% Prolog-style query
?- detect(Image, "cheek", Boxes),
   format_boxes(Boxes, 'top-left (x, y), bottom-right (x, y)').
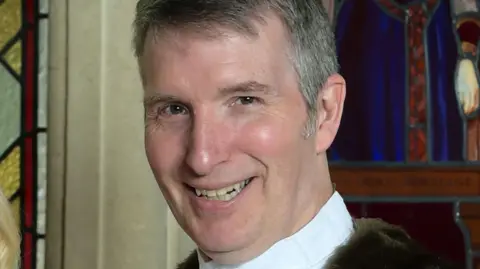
top-left (145, 132), bottom-right (189, 208)
top-left (145, 130), bottom-right (185, 177)
top-left (237, 119), bottom-right (301, 157)
top-left (237, 120), bottom-right (305, 211)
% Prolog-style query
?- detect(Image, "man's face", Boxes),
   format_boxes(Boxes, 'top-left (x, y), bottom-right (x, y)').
top-left (141, 15), bottom-right (337, 263)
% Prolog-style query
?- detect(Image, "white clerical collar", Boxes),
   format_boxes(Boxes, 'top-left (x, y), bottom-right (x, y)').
top-left (198, 191), bottom-right (353, 269)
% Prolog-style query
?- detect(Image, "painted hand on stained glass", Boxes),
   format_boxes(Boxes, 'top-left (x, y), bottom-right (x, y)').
top-left (455, 58), bottom-right (480, 116)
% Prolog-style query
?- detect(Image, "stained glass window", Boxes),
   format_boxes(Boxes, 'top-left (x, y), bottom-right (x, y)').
top-left (330, 0), bottom-right (480, 164)
top-left (328, 1), bottom-right (480, 269)
top-left (0, 0), bottom-right (48, 268)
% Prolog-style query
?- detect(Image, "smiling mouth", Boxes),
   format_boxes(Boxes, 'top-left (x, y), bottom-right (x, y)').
top-left (189, 177), bottom-right (254, 202)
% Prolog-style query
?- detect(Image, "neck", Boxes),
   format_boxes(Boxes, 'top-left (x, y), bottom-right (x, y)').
top-left (290, 180), bottom-right (333, 235)
top-left (290, 155), bottom-right (333, 234)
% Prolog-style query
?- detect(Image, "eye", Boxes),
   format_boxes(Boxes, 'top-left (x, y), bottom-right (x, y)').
top-left (160, 103), bottom-right (189, 116)
top-left (234, 96), bottom-right (261, 106)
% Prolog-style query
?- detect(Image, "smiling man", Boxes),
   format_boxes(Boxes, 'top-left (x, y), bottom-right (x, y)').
top-left (133, 1), bottom-right (456, 268)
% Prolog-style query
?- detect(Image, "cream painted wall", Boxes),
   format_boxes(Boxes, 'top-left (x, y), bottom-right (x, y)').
top-left (46, 0), bottom-right (195, 268)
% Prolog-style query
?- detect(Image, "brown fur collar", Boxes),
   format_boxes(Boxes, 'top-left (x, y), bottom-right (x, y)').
top-left (177, 218), bottom-right (457, 269)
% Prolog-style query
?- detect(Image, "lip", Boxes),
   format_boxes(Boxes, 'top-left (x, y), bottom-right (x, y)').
top-left (187, 177), bottom-right (256, 213)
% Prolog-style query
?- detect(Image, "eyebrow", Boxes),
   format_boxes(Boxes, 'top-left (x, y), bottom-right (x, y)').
top-left (143, 94), bottom-right (176, 107)
top-left (218, 81), bottom-right (275, 98)
top-left (143, 81), bottom-right (275, 106)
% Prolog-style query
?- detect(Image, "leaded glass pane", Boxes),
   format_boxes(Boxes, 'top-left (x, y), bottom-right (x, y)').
top-left (453, 0), bottom-right (478, 15)
top-left (0, 147), bottom-right (20, 199)
top-left (37, 133), bottom-right (46, 235)
top-left (39, 0), bottom-right (48, 14)
top-left (36, 239), bottom-right (45, 269)
top-left (0, 65), bottom-right (21, 156)
top-left (36, 7), bottom-right (49, 269)
top-left (38, 19), bottom-right (48, 128)
top-left (0, 0), bottom-right (21, 49)
top-left (4, 41), bottom-right (21, 75)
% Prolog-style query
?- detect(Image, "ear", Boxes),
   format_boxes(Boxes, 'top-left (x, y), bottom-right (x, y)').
top-left (315, 74), bottom-right (346, 153)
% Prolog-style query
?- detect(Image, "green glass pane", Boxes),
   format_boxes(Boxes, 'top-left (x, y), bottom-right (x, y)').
top-left (0, 65), bottom-right (21, 156)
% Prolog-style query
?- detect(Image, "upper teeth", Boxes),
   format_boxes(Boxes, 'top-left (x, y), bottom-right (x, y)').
top-left (195, 178), bottom-right (251, 201)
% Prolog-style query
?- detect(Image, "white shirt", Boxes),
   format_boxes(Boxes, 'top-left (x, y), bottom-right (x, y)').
top-left (198, 191), bottom-right (353, 269)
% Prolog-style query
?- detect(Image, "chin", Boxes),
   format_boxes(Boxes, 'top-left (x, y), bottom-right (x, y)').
top-left (198, 239), bottom-right (259, 265)
top-left (196, 225), bottom-right (254, 251)
top-left (190, 220), bottom-right (261, 263)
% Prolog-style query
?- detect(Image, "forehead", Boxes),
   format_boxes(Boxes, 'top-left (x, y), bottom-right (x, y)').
top-left (140, 14), bottom-right (293, 93)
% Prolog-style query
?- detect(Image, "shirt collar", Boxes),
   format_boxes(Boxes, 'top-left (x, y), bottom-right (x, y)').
top-left (198, 191), bottom-right (353, 269)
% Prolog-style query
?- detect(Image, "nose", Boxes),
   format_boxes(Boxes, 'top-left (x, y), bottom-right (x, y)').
top-left (185, 116), bottom-right (229, 176)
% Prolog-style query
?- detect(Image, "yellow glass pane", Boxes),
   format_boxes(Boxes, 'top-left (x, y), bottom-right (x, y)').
top-left (10, 197), bottom-right (20, 226)
top-left (0, 147), bottom-right (20, 199)
top-left (4, 40), bottom-right (21, 75)
top-left (0, 0), bottom-right (21, 50)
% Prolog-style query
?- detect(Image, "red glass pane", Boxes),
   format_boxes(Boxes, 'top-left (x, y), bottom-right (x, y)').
top-left (458, 21), bottom-right (480, 45)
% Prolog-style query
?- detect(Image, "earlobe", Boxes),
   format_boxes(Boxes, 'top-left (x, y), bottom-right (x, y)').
top-left (315, 74), bottom-right (346, 153)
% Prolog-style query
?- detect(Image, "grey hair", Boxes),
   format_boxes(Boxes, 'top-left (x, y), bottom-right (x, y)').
top-left (132, 0), bottom-right (338, 135)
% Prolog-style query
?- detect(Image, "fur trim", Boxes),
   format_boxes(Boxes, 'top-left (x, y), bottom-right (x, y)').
top-left (177, 218), bottom-right (458, 269)
top-left (177, 251), bottom-right (199, 269)
top-left (325, 218), bottom-right (458, 269)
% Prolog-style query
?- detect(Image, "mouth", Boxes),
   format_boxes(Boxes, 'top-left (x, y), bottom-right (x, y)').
top-left (188, 177), bottom-right (254, 202)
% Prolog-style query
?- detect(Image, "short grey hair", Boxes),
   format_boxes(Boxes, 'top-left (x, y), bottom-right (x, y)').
top-left (133, 0), bottom-right (338, 133)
